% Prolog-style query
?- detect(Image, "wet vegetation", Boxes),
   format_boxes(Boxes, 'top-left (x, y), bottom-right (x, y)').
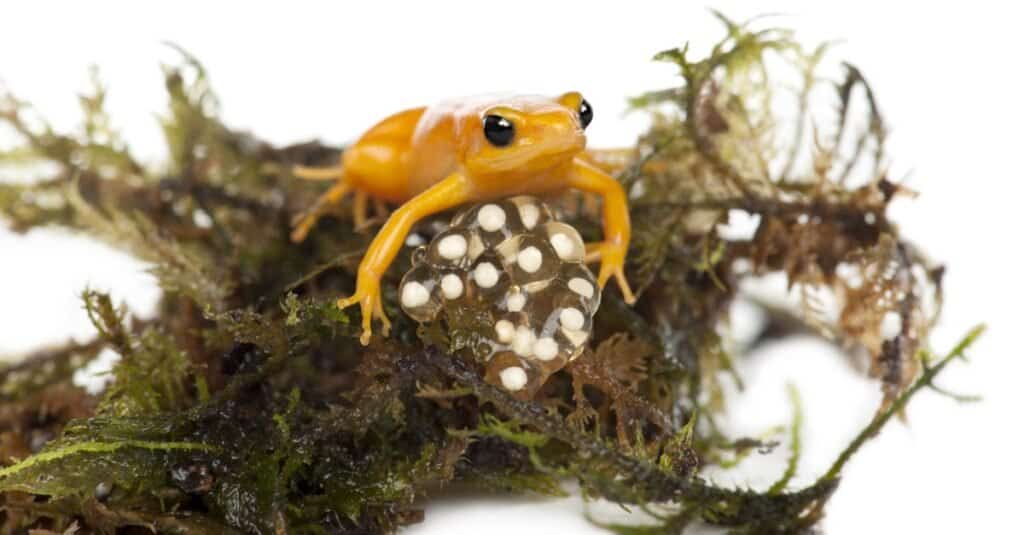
top-left (0, 14), bottom-right (981, 534)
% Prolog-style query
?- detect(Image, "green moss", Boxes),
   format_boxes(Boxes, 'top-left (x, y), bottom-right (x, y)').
top-left (0, 13), bottom-right (979, 534)
top-left (0, 439), bottom-right (213, 496)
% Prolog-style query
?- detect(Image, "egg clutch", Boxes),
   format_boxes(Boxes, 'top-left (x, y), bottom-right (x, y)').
top-left (397, 196), bottom-right (600, 396)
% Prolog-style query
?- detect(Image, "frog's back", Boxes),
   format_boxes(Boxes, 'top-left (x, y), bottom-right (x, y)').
top-left (359, 107), bottom-right (426, 141)
top-left (404, 98), bottom-right (479, 195)
top-left (342, 106), bottom-right (426, 202)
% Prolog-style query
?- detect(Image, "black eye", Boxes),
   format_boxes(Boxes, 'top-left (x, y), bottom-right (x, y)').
top-left (483, 115), bottom-right (515, 147)
top-left (579, 99), bottom-right (593, 129)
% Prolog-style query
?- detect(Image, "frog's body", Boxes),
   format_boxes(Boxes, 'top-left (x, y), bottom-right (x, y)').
top-left (293, 92), bottom-right (635, 344)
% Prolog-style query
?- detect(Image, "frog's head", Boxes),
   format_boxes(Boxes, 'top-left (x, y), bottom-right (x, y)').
top-left (462, 92), bottom-right (591, 175)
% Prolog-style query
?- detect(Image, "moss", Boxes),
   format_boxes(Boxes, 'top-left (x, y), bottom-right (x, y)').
top-left (0, 13), bottom-right (980, 534)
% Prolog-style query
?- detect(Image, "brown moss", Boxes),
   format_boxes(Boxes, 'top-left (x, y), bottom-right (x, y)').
top-left (0, 13), bottom-right (980, 534)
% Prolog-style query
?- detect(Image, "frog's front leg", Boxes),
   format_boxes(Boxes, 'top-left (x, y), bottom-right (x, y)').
top-left (567, 158), bottom-right (637, 304)
top-left (338, 173), bottom-right (473, 344)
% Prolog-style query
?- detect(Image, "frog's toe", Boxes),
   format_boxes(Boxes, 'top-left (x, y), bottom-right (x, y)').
top-left (583, 242), bottom-right (604, 263)
top-left (374, 298), bottom-right (392, 337)
top-left (598, 259), bottom-right (636, 305)
top-left (337, 294), bottom-right (373, 345)
top-left (357, 305), bottom-right (375, 346)
top-left (291, 219), bottom-right (315, 243)
top-left (336, 294), bottom-right (359, 310)
top-left (614, 267), bottom-right (636, 305)
top-left (337, 289), bottom-right (391, 345)
top-left (358, 327), bottom-right (372, 346)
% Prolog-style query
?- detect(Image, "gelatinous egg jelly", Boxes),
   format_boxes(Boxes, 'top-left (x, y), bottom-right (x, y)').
top-left (399, 196), bottom-right (600, 397)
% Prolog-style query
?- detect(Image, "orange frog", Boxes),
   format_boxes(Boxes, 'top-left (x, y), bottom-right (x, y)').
top-left (292, 92), bottom-right (635, 345)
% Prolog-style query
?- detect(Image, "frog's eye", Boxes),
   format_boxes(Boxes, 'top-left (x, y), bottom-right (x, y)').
top-left (579, 99), bottom-right (593, 129)
top-left (483, 114), bottom-right (515, 147)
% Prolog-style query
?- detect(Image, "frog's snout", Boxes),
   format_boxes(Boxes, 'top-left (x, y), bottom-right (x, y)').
top-left (565, 126), bottom-right (587, 153)
top-left (545, 115), bottom-right (586, 153)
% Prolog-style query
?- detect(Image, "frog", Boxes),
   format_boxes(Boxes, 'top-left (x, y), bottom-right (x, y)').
top-left (292, 92), bottom-right (635, 345)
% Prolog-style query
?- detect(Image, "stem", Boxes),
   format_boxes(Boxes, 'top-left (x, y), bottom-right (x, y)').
top-left (684, 74), bottom-right (754, 197)
top-left (768, 383), bottom-right (803, 494)
top-left (637, 195), bottom-right (883, 227)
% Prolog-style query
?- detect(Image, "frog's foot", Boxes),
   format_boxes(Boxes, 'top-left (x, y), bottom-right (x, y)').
top-left (290, 174), bottom-right (352, 243)
top-left (291, 209), bottom-right (322, 243)
top-left (336, 277), bottom-right (392, 345)
top-left (349, 192), bottom-right (391, 232)
top-left (373, 198), bottom-right (390, 219)
top-left (585, 241), bottom-right (636, 305)
top-left (354, 217), bottom-right (388, 233)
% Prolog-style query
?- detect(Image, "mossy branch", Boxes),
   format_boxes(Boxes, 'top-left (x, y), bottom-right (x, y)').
top-left (818, 324), bottom-right (986, 483)
top-left (425, 348), bottom-right (835, 528)
top-left (0, 439), bottom-right (215, 480)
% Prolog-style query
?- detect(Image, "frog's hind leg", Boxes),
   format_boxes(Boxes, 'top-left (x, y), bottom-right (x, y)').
top-left (293, 164), bottom-right (345, 181)
top-left (352, 194), bottom-right (391, 231)
top-left (373, 197), bottom-right (390, 219)
top-left (290, 176), bottom-right (352, 243)
top-left (352, 190), bottom-right (369, 230)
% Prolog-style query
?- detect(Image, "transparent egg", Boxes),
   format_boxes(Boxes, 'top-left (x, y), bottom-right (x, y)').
top-left (507, 234), bottom-right (562, 287)
top-left (438, 271), bottom-right (467, 302)
top-left (550, 291), bottom-right (595, 333)
top-left (453, 200), bottom-right (523, 249)
top-left (502, 286), bottom-right (529, 314)
top-left (398, 263), bottom-right (443, 322)
top-left (506, 196), bottom-right (553, 231)
top-left (468, 254), bottom-right (511, 299)
top-left (542, 222), bottom-right (586, 263)
top-left (426, 229), bottom-right (476, 269)
top-left (558, 263), bottom-right (601, 313)
top-left (485, 352), bottom-right (541, 399)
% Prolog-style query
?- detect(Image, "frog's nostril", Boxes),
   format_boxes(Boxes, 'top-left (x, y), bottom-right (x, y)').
top-left (549, 120), bottom-right (570, 134)
top-left (569, 129), bottom-right (587, 150)
top-left (548, 118), bottom-right (586, 148)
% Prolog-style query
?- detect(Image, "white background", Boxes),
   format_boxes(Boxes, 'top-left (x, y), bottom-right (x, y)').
top-left (1, 1), bottom-right (1021, 533)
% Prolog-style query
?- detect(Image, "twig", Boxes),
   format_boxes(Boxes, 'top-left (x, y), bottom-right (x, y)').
top-left (637, 194), bottom-right (883, 226)
top-left (768, 383), bottom-right (803, 494)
